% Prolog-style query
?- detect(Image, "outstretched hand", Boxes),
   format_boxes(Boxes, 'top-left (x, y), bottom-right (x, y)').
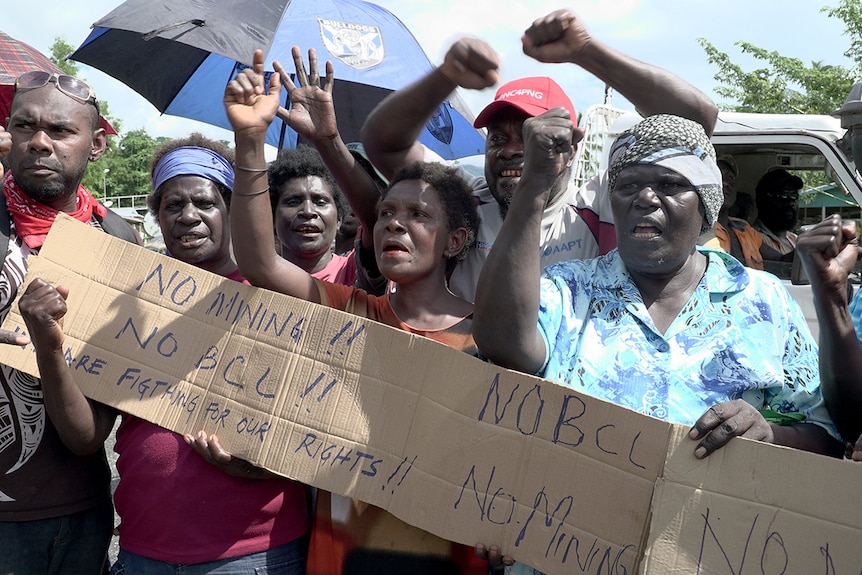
top-left (522, 9), bottom-right (592, 64)
top-left (184, 430), bottom-right (276, 480)
top-left (273, 46), bottom-right (339, 142)
top-left (18, 278), bottom-right (69, 352)
top-left (689, 399), bottom-right (774, 458)
top-left (438, 37), bottom-right (500, 90)
top-left (224, 49), bottom-right (282, 135)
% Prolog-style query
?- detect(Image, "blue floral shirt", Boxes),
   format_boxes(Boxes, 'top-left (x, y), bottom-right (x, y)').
top-left (849, 286), bottom-right (862, 344)
top-left (536, 246), bottom-right (838, 437)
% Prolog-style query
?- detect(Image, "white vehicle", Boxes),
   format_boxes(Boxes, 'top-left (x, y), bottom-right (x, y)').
top-left (582, 92), bottom-right (862, 341)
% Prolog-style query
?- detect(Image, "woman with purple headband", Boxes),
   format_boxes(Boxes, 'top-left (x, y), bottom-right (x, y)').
top-left (108, 134), bottom-right (310, 575)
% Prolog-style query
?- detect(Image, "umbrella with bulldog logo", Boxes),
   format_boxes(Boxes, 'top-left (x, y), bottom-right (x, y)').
top-left (70, 0), bottom-right (484, 158)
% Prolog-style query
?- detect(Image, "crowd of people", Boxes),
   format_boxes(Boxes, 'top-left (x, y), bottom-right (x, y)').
top-left (0, 6), bottom-right (859, 575)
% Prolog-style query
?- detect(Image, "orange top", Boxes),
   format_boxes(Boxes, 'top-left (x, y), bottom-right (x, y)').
top-left (308, 280), bottom-right (485, 575)
top-left (713, 218), bottom-right (764, 270)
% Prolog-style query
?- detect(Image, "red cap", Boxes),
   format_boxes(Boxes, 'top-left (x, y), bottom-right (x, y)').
top-left (473, 76), bottom-right (576, 128)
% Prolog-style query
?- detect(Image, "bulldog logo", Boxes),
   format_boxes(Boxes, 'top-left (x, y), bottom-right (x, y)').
top-left (318, 17), bottom-right (384, 70)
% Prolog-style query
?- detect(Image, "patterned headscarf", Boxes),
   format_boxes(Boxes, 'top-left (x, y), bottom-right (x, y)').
top-left (607, 114), bottom-right (721, 233)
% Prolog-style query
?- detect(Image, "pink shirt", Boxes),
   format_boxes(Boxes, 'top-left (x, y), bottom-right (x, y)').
top-left (112, 272), bottom-right (309, 563)
top-left (312, 251), bottom-right (356, 285)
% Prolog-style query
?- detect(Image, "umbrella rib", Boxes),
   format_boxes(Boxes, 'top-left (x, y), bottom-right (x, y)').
top-left (142, 19), bottom-right (206, 42)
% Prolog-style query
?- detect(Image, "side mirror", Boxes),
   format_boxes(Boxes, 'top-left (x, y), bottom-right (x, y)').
top-left (835, 82), bottom-right (862, 165)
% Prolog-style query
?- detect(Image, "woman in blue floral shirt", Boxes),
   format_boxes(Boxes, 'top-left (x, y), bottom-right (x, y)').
top-left (475, 113), bottom-right (843, 460)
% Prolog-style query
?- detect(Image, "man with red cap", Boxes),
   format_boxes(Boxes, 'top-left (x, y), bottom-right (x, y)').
top-left (361, 9), bottom-right (718, 301)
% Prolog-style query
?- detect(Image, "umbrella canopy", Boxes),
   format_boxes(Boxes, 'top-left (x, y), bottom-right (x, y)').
top-left (70, 0), bottom-right (485, 158)
top-left (0, 31), bottom-right (117, 135)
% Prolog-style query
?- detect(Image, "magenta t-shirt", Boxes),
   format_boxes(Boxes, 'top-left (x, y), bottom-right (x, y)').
top-left (112, 271), bottom-right (309, 563)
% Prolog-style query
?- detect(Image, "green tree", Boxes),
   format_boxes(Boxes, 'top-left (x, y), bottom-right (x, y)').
top-left (48, 38), bottom-right (78, 76)
top-left (108, 129), bottom-right (161, 199)
top-left (47, 36), bottom-right (122, 133)
top-left (698, 0), bottom-right (861, 114)
top-left (823, 0), bottom-right (862, 70)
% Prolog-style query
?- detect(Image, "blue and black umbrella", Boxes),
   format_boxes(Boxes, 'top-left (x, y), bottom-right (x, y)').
top-left (70, 0), bottom-right (485, 158)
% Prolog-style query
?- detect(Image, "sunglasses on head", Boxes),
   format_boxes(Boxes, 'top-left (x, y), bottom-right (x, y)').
top-left (14, 71), bottom-right (99, 109)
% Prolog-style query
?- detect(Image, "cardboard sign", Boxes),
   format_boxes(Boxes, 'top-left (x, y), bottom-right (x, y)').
top-left (643, 427), bottom-right (862, 575)
top-left (1, 215), bottom-right (860, 574)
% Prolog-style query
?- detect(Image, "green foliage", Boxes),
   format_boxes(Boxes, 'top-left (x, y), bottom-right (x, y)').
top-left (48, 38), bottom-right (78, 77)
top-left (82, 130), bottom-right (160, 200)
top-left (823, 1), bottom-right (862, 70)
top-left (698, 0), bottom-right (862, 115)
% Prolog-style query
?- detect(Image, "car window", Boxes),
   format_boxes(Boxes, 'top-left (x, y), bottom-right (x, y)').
top-left (714, 142), bottom-right (860, 280)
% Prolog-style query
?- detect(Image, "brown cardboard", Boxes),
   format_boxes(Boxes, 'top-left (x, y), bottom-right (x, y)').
top-left (5, 215), bottom-right (862, 574)
top-left (642, 425), bottom-right (862, 574)
top-left (0, 214), bottom-right (668, 575)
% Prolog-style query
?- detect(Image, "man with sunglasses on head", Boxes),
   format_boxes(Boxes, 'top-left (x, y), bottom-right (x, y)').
top-left (0, 70), bottom-right (138, 575)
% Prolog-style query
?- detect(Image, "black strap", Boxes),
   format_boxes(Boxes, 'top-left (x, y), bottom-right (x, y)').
top-left (96, 207), bottom-right (140, 245)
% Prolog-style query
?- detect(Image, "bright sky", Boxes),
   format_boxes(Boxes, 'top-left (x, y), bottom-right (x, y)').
top-left (2, 0), bottom-right (855, 144)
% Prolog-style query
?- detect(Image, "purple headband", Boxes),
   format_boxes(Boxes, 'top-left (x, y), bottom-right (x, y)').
top-left (152, 146), bottom-right (235, 192)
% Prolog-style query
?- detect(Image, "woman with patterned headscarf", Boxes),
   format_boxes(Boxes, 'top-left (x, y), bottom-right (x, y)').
top-left (474, 114), bottom-right (843, 461)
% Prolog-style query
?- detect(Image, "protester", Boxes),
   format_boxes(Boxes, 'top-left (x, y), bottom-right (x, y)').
top-left (268, 145), bottom-right (355, 284)
top-left (753, 168), bottom-right (803, 262)
top-left (223, 49), bottom-right (486, 575)
top-left (473, 114), bottom-right (842, 469)
top-left (795, 214), bottom-right (862, 450)
top-left (702, 155), bottom-right (764, 269)
top-left (361, 8), bottom-right (719, 301)
top-left (271, 47), bottom-right (391, 295)
top-left (0, 70), bottom-right (138, 574)
top-left (106, 133), bottom-right (310, 574)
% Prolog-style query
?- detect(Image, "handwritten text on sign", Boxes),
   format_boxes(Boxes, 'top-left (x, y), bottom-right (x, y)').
top-left (0, 215), bottom-right (669, 574)
top-left (4, 215), bottom-right (861, 574)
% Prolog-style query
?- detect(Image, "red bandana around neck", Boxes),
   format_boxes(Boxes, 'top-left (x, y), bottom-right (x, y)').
top-left (2, 171), bottom-right (107, 249)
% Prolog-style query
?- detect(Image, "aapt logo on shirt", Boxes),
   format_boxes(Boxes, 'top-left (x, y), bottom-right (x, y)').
top-left (318, 17), bottom-right (384, 70)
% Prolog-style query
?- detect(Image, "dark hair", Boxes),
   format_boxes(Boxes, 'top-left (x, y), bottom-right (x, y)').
top-left (268, 145), bottom-right (348, 219)
top-left (386, 161), bottom-right (479, 267)
top-left (147, 133), bottom-right (235, 218)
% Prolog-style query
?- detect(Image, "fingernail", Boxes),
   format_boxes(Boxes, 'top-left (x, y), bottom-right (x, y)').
top-left (694, 447), bottom-right (706, 459)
